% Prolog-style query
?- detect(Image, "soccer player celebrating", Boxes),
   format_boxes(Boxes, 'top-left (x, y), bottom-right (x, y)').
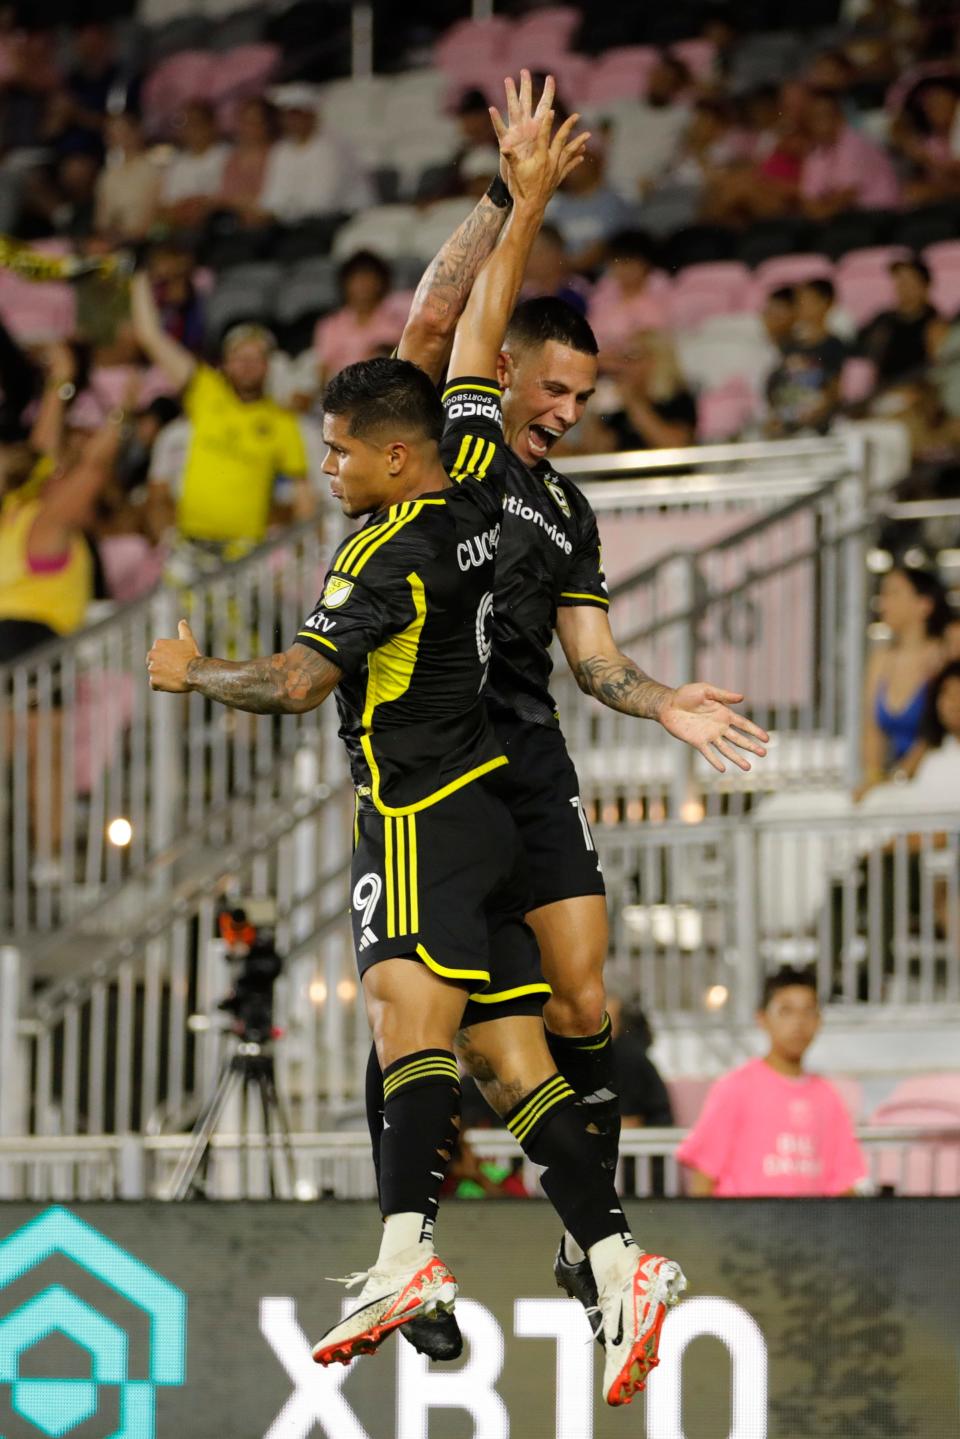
top-left (396, 69), bottom-right (768, 1338)
top-left (147, 100), bottom-right (683, 1407)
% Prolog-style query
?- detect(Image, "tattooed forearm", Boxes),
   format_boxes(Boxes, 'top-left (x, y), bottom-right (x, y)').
top-left (185, 648), bottom-right (338, 715)
top-left (408, 196), bottom-right (508, 334)
top-left (455, 1030), bottom-right (527, 1118)
top-left (574, 653), bottom-right (673, 719)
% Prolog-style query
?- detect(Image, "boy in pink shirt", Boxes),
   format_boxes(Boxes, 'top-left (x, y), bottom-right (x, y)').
top-left (677, 967), bottom-right (867, 1197)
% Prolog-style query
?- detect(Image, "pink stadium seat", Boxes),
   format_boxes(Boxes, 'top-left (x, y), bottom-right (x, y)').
top-left (836, 245), bottom-right (909, 280)
top-left (697, 378), bottom-right (759, 440)
top-left (930, 268), bottom-right (960, 313)
top-left (666, 1077), bottom-right (714, 1128)
top-left (0, 272), bottom-right (76, 342)
top-left (434, 16), bottom-right (514, 77)
top-left (141, 49), bottom-right (216, 132)
top-left (923, 239), bottom-right (960, 271)
top-left (870, 1099), bottom-right (960, 1196)
top-left (545, 54), bottom-right (592, 106)
top-left (509, 6), bottom-right (580, 63)
top-left (671, 38), bottom-right (716, 81)
top-left (840, 356), bottom-right (877, 403)
top-left (669, 262), bottom-right (753, 326)
top-left (835, 270), bottom-right (896, 325)
top-left (754, 254), bottom-right (834, 291)
top-left (206, 44), bottom-right (280, 105)
top-left (578, 46), bottom-right (658, 104)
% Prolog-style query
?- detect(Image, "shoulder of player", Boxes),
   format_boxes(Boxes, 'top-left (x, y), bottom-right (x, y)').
top-left (329, 498), bottom-right (446, 581)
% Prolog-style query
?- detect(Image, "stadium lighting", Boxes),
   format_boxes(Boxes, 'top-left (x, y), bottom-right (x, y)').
top-left (308, 979), bottom-right (327, 1006)
top-left (106, 817), bottom-right (133, 847)
top-left (866, 548), bottom-right (893, 573)
top-left (336, 978), bottom-right (358, 1002)
top-left (705, 984), bottom-right (729, 1010)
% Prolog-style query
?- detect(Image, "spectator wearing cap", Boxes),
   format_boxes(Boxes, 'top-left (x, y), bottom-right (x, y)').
top-left (131, 273), bottom-right (311, 555)
top-left (257, 84), bottom-right (371, 227)
top-left (587, 230), bottom-right (668, 358)
top-left (159, 101), bottom-right (228, 232)
top-left (858, 257), bottom-right (941, 387)
top-left (314, 250), bottom-right (409, 386)
top-left (95, 112), bottom-right (161, 243)
top-left (800, 89), bottom-right (899, 220)
top-left (546, 144), bottom-right (631, 275)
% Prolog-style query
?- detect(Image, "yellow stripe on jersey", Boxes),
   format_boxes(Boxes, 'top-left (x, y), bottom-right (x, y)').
top-left (296, 631), bottom-right (338, 651)
top-left (559, 591), bottom-right (610, 606)
top-left (395, 812), bottom-right (407, 935)
top-left (341, 501), bottom-right (413, 577)
top-left (335, 515), bottom-right (396, 576)
top-left (475, 439), bottom-right (496, 480)
top-left (442, 380), bottom-right (502, 400)
top-left (384, 810), bottom-right (396, 937)
top-left (407, 814), bottom-right (418, 931)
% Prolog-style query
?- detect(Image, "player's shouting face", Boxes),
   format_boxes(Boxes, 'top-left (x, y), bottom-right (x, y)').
top-left (498, 338), bottom-right (596, 467)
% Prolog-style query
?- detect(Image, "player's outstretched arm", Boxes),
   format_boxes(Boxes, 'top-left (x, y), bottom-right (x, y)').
top-left (556, 606), bottom-right (769, 774)
top-left (147, 621), bottom-right (341, 714)
top-left (446, 81), bottom-right (588, 385)
top-left (398, 71), bottom-right (552, 383)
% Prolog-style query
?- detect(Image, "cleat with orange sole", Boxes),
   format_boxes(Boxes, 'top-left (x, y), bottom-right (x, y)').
top-left (312, 1248), bottom-right (457, 1367)
top-left (599, 1252), bottom-right (687, 1407)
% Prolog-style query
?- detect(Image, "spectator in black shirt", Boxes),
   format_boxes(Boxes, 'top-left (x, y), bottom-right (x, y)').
top-left (610, 997), bottom-right (674, 1197)
top-left (767, 278), bottom-right (846, 434)
top-left (590, 330), bottom-right (698, 452)
top-left (858, 256), bottom-right (940, 387)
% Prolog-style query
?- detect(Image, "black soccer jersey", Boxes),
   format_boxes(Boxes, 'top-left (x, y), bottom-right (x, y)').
top-left (478, 449), bottom-right (609, 728)
top-left (296, 378), bottom-right (510, 815)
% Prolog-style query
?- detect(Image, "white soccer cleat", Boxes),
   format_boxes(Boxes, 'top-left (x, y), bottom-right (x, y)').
top-left (312, 1244), bottom-right (458, 1366)
top-left (598, 1251), bottom-right (687, 1406)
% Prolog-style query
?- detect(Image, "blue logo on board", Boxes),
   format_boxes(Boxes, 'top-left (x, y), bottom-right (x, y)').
top-left (0, 1206), bottom-right (186, 1437)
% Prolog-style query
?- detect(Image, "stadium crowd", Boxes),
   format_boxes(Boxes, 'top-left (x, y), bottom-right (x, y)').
top-left (5, 0), bottom-right (960, 658)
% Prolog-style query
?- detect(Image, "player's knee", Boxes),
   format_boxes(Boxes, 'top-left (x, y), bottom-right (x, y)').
top-left (544, 980), bottom-right (606, 1039)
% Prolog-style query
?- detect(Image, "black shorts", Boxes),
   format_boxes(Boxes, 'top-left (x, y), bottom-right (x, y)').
top-left (489, 711), bottom-right (606, 911)
top-left (350, 777), bottom-right (550, 1027)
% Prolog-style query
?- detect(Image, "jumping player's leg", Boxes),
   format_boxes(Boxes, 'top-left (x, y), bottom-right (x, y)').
top-left (456, 1013), bottom-right (685, 1405)
top-left (528, 894), bottom-right (622, 1274)
top-left (312, 959), bottom-right (466, 1366)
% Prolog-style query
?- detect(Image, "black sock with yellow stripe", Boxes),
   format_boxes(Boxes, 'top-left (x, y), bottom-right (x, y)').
top-left (506, 1073), bottom-right (628, 1253)
top-left (545, 1015), bottom-right (621, 1177)
top-left (379, 1049), bottom-right (461, 1222)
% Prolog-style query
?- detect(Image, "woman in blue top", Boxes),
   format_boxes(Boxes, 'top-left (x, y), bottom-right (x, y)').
top-left (860, 566), bottom-right (949, 794)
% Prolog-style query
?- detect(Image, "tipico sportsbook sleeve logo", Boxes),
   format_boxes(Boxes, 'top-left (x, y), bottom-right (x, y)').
top-left (0, 1207), bottom-right (185, 1438)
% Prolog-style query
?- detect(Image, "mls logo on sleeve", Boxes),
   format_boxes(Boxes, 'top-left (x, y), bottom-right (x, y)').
top-left (322, 575), bottom-right (354, 609)
top-left (0, 1207), bottom-right (186, 1438)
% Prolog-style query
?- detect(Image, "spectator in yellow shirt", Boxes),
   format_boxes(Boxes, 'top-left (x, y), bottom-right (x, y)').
top-left (130, 271), bottom-right (312, 557)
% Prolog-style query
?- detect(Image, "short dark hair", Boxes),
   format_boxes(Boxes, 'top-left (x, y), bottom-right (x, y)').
top-left (505, 297), bottom-right (599, 357)
top-left (338, 248), bottom-right (392, 295)
top-left (892, 255), bottom-right (932, 287)
top-left (608, 228), bottom-right (655, 264)
top-left (767, 285), bottom-right (795, 306)
top-left (802, 277), bottom-right (835, 305)
top-left (323, 357), bottom-right (443, 443)
top-left (761, 966), bottom-right (818, 1009)
top-left (921, 658), bottom-right (960, 747)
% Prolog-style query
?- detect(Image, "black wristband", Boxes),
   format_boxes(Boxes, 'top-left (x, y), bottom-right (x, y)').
top-left (486, 173), bottom-right (513, 210)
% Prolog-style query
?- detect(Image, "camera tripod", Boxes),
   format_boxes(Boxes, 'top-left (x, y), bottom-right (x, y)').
top-left (168, 1037), bottom-right (297, 1200)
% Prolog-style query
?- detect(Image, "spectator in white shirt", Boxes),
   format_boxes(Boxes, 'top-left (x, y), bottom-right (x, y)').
top-left (258, 83), bottom-right (371, 226)
top-left (159, 101), bottom-right (227, 230)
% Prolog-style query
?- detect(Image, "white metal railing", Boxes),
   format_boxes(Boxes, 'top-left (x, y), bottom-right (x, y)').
top-left (598, 812), bottom-right (960, 1022)
top-left (563, 468), bottom-right (869, 818)
top-left (0, 519), bottom-right (343, 938)
top-left (0, 1126), bottom-right (955, 1201)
